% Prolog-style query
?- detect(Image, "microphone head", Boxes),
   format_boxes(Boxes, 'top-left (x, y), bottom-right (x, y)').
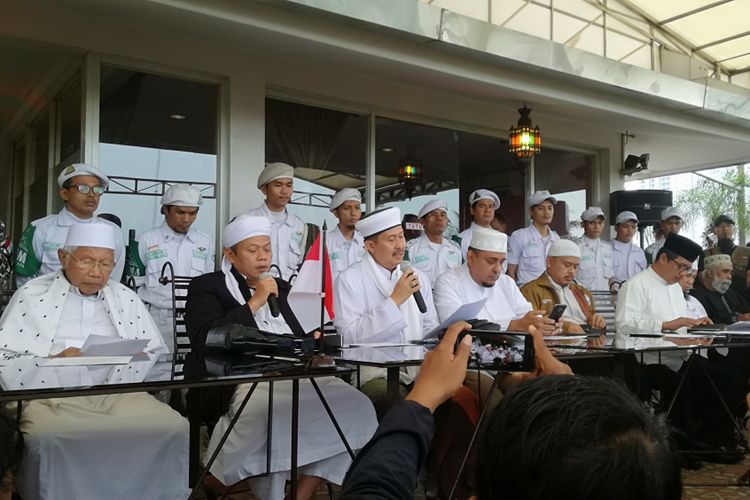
top-left (259, 272), bottom-right (274, 281)
top-left (400, 260), bottom-right (412, 272)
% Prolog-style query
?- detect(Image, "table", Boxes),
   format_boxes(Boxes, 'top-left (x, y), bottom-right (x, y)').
top-left (0, 352), bottom-right (355, 499)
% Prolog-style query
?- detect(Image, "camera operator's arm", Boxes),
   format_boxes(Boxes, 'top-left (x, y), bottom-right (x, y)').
top-left (340, 322), bottom-right (471, 499)
top-left (498, 325), bottom-right (573, 393)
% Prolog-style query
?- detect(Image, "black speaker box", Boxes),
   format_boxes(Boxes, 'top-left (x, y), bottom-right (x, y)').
top-left (609, 190), bottom-right (673, 226)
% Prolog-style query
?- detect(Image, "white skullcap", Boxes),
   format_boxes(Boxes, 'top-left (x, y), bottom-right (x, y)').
top-left (705, 253), bottom-right (732, 269)
top-left (257, 162), bottom-right (294, 189)
top-left (57, 163), bottom-right (109, 189)
top-left (661, 206), bottom-right (683, 221)
top-left (615, 211), bottom-right (638, 225)
top-left (468, 189), bottom-right (500, 209)
top-left (581, 206), bottom-right (605, 222)
top-left (329, 188), bottom-right (362, 212)
top-left (418, 199), bottom-right (448, 219)
top-left (548, 239), bottom-right (581, 258)
top-left (469, 227), bottom-right (507, 253)
top-left (223, 215), bottom-right (272, 248)
top-left (356, 207), bottom-right (402, 238)
top-left (64, 223), bottom-right (116, 250)
top-left (161, 184), bottom-right (203, 207)
top-left (529, 190), bottom-right (557, 207)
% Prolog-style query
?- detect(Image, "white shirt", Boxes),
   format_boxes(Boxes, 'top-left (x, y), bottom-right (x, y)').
top-left (685, 294), bottom-right (708, 319)
top-left (507, 224), bottom-right (560, 286)
top-left (16, 207), bottom-right (125, 286)
top-left (433, 265), bottom-right (531, 330)
top-left (615, 267), bottom-right (688, 370)
top-left (327, 225), bottom-right (365, 282)
top-left (333, 260), bottom-right (439, 345)
top-left (548, 275), bottom-right (589, 325)
top-left (137, 222), bottom-right (214, 309)
top-left (574, 236), bottom-right (613, 292)
top-left (457, 222), bottom-right (486, 259)
top-left (611, 239), bottom-right (647, 283)
top-left (52, 288), bottom-right (118, 355)
top-left (406, 233), bottom-right (462, 287)
top-left (246, 203), bottom-right (307, 281)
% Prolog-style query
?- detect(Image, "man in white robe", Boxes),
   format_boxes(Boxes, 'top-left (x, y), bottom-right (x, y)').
top-left (333, 207), bottom-right (439, 416)
top-left (327, 188), bottom-right (365, 282)
top-left (185, 215), bottom-right (377, 500)
top-left (0, 223), bottom-right (188, 500)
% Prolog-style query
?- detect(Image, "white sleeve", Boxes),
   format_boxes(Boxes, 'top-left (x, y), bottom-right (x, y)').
top-left (333, 273), bottom-right (407, 345)
top-left (507, 231), bottom-right (522, 265)
top-left (418, 270), bottom-right (440, 335)
top-left (614, 280), bottom-right (663, 341)
top-left (432, 274), bottom-right (462, 323)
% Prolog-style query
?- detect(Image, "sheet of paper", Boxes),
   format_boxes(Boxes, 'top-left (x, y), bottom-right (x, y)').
top-left (424, 297), bottom-right (488, 339)
top-left (40, 356), bottom-right (133, 366)
top-left (726, 321), bottom-right (750, 332)
top-left (81, 335), bottom-right (149, 357)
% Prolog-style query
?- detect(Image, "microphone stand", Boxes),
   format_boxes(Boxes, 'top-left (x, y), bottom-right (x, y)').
top-left (318, 220), bottom-right (327, 353)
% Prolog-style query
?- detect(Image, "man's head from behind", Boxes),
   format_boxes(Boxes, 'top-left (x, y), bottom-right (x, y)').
top-left (161, 184), bottom-right (202, 234)
top-left (467, 227), bottom-right (507, 287)
top-left (545, 239), bottom-right (581, 287)
top-left (475, 376), bottom-right (681, 500)
top-left (358, 207), bottom-right (405, 271)
top-left (58, 223), bottom-right (117, 295)
top-left (704, 253), bottom-right (733, 294)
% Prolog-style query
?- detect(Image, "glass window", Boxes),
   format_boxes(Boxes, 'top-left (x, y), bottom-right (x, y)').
top-left (97, 66), bottom-right (219, 244)
top-left (28, 112), bottom-right (50, 223)
top-left (57, 73), bottom-right (81, 164)
top-left (265, 98), bottom-right (368, 233)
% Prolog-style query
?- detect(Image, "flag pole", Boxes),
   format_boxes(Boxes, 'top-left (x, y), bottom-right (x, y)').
top-left (318, 220), bottom-right (327, 352)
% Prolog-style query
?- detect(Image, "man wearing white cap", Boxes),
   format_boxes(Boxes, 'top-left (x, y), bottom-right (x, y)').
top-left (185, 215), bottom-right (377, 500)
top-left (611, 211), bottom-right (647, 286)
top-left (507, 190), bottom-right (560, 286)
top-left (328, 187), bottom-right (365, 281)
top-left (573, 207), bottom-right (613, 292)
top-left (0, 223), bottom-right (188, 500)
top-left (132, 184), bottom-right (214, 351)
top-left (434, 227), bottom-right (558, 334)
top-left (456, 189), bottom-right (500, 258)
top-left (521, 239), bottom-right (607, 334)
top-left (333, 207), bottom-right (439, 416)
top-left (14, 163), bottom-right (125, 286)
top-left (406, 199), bottom-right (462, 287)
top-left (245, 162), bottom-right (308, 281)
top-left (645, 206), bottom-right (683, 264)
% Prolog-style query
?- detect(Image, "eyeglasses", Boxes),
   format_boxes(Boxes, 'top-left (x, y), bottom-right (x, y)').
top-left (70, 184), bottom-right (105, 195)
top-left (67, 253), bottom-right (115, 272)
top-left (670, 259), bottom-right (692, 275)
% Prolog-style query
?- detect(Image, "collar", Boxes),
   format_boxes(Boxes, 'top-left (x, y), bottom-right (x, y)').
top-left (58, 207), bottom-right (94, 227)
top-left (159, 221), bottom-right (194, 243)
top-left (646, 266), bottom-right (669, 285)
top-left (62, 272), bottom-right (105, 300)
top-left (612, 239), bottom-right (632, 248)
top-left (259, 202), bottom-right (292, 226)
top-left (529, 223), bottom-right (550, 240)
top-left (470, 222), bottom-right (489, 231)
top-left (376, 261), bottom-right (398, 280)
top-left (546, 273), bottom-right (566, 293)
top-left (583, 236), bottom-right (599, 246)
top-left (332, 224), bottom-right (361, 243)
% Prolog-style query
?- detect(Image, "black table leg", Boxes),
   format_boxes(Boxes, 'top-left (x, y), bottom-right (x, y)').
top-left (290, 379), bottom-right (300, 499)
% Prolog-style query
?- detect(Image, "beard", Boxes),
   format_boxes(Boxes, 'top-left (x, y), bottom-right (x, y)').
top-left (717, 238), bottom-right (735, 254)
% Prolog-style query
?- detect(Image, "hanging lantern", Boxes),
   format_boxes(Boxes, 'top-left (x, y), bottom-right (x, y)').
top-left (398, 160), bottom-right (421, 199)
top-left (509, 106), bottom-right (541, 158)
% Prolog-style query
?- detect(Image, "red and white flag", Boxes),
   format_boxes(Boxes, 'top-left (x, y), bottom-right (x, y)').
top-left (288, 233), bottom-right (334, 332)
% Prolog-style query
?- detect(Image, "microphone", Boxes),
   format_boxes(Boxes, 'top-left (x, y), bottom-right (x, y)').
top-left (400, 261), bottom-right (427, 314)
top-left (259, 272), bottom-right (280, 317)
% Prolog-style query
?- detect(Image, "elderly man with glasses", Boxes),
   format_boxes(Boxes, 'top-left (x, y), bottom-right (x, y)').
top-left (14, 163), bottom-right (125, 286)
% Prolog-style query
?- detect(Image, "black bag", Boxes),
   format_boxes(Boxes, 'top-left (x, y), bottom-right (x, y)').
top-left (204, 324), bottom-right (298, 354)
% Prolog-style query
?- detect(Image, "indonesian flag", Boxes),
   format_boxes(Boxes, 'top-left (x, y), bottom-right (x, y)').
top-left (288, 233), bottom-right (334, 332)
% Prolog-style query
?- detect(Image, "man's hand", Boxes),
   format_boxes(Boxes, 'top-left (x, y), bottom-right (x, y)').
top-left (566, 322), bottom-right (585, 334)
top-left (52, 347), bottom-right (82, 358)
top-left (405, 321), bottom-right (472, 413)
top-left (590, 314), bottom-right (607, 329)
top-left (662, 317), bottom-right (706, 331)
top-left (391, 270), bottom-right (420, 306)
top-left (508, 310), bottom-right (557, 335)
top-left (529, 325), bottom-right (574, 376)
top-left (587, 334), bottom-right (606, 348)
top-left (248, 275), bottom-right (279, 313)
top-left (739, 313), bottom-right (750, 322)
top-left (667, 336), bottom-right (713, 346)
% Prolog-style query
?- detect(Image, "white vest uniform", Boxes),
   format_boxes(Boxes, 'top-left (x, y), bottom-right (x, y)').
top-left (574, 236), bottom-right (613, 292)
top-left (0, 271), bottom-right (188, 500)
top-left (645, 238), bottom-right (665, 263)
top-left (615, 267), bottom-right (690, 371)
top-left (246, 203), bottom-right (307, 281)
top-left (507, 224), bottom-right (560, 286)
top-left (406, 233), bottom-right (462, 288)
top-left (137, 222), bottom-right (214, 351)
top-left (15, 207), bottom-right (125, 286)
top-left (611, 239), bottom-right (647, 283)
top-left (433, 265), bottom-right (531, 329)
top-left (333, 255), bottom-right (440, 385)
top-left (327, 225), bottom-right (365, 282)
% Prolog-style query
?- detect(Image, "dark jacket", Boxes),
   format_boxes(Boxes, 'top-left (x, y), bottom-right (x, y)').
top-left (690, 283), bottom-right (750, 325)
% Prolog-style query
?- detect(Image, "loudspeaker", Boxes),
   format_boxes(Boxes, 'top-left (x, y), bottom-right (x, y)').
top-left (609, 190), bottom-right (672, 226)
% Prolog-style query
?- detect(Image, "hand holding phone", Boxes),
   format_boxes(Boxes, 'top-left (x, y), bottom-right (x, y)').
top-left (547, 304), bottom-right (567, 321)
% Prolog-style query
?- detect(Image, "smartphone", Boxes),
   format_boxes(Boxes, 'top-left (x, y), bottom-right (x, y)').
top-left (467, 331), bottom-right (535, 371)
top-left (548, 304), bottom-right (567, 321)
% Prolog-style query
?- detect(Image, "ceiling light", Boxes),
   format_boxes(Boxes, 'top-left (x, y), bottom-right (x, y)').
top-left (168, 113), bottom-right (187, 120)
top-left (381, 147), bottom-right (395, 153)
top-left (509, 106), bottom-right (541, 159)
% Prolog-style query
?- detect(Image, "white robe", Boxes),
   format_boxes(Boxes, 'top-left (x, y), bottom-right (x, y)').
top-left (0, 273), bottom-right (187, 500)
top-left (433, 265), bottom-right (531, 329)
top-left (615, 267), bottom-right (689, 370)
